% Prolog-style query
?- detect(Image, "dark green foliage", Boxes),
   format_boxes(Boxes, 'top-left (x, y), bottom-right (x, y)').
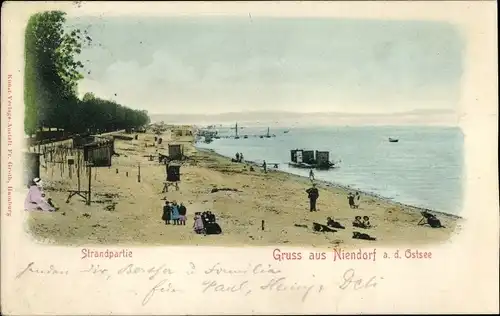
top-left (24, 11), bottom-right (150, 136)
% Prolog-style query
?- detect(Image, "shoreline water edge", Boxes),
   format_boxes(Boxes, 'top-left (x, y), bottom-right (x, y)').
top-left (26, 125), bottom-right (461, 246)
top-left (195, 146), bottom-right (463, 220)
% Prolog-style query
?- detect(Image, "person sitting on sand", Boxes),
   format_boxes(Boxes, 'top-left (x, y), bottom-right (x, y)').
top-left (205, 220), bottom-right (222, 235)
top-left (352, 231), bottom-right (376, 241)
top-left (24, 180), bottom-right (56, 212)
top-left (362, 216), bottom-right (372, 228)
top-left (171, 201), bottom-right (180, 225)
top-left (207, 211), bottom-right (216, 223)
top-left (313, 222), bottom-right (336, 233)
top-left (347, 193), bottom-right (355, 209)
top-left (179, 202), bottom-right (187, 226)
top-left (201, 211), bottom-right (211, 227)
top-left (33, 177), bottom-right (45, 191)
top-left (327, 217), bottom-right (345, 229)
top-left (353, 216), bottom-right (364, 228)
top-left (162, 200), bottom-right (171, 225)
top-left (193, 212), bottom-right (205, 234)
top-left (418, 211), bottom-right (444, 228)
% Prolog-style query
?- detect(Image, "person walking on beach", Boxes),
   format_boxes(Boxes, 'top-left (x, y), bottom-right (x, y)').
top-left (306, 183), bottom-right (319, 212)
top-left (235, 152), bottom-right (240, 162)
top-left (262, 160), bottom-right (267, 173)
top-left (347, 193), bottom-right (355, 209)
top-left (239, 153), bottom-right (244, 162)
top-left (309, 169), bottom-right (315, 182)
top-left (353, 192), bottom-right (361, 209)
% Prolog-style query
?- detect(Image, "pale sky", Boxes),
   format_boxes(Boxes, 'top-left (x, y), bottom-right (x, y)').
top-left (67, 16), bottom-right (464, 115)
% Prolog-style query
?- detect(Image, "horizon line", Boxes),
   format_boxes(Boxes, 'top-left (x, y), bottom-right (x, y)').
top-left (150, 109), bottom-right (456, 116)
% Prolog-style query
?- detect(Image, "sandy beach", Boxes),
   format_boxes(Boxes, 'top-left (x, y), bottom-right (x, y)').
top-left (26, 126), bottom-right (462, 248)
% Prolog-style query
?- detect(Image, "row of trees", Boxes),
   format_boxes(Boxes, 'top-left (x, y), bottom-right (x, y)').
top-left (24, 11), bottom-right (150, 136)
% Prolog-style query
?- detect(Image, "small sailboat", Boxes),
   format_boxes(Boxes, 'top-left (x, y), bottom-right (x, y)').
top-left (388, 137), bottom-right (399, 143)
top-left (283, 130), bottom-right (290, 134)
top-left (265, 127), bottom-right (271, 138)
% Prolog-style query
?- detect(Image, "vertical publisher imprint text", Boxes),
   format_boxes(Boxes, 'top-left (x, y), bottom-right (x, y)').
top-left (6, 74), bottom-right (14, 216)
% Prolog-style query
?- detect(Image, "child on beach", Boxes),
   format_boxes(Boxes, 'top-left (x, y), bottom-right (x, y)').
top-left (179, 202), bottom-right (187, 225)
top-left (193, 212), bottom-right (205, 234)
top-left (171, 201), bottom-right (180, 225)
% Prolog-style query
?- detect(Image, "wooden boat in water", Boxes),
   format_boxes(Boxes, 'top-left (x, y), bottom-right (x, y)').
top-left (289, 149), bottom-right (339, 170)
top-left (388, 138), bottom-right (399, 143)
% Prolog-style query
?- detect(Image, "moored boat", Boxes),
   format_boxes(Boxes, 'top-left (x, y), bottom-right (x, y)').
top-left (388, 137), bottom-right (399, 143)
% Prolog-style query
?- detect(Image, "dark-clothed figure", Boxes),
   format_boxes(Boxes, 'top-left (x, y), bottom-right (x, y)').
top-left (235, 153), bottom-right (240, 162)
top-left (327, 217), bottom-right (345, 229)
top-left (262, 160), bottom-right (267, 173)
top-left (179, 203), bottom-right (187, 225)
top-left (162, 201), bottom-right (171, 225)
top-left (239, 153), bottom-right (244, 162)
top-left (418, 211), bottom-right (444, 228)
top-left (306, 183), bottom-right (319, 212)
top-left (347, 193), bottom-right (355, 209)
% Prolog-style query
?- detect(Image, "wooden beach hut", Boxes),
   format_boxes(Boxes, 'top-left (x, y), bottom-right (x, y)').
top-left (168, 144), bottom-right (183, 160)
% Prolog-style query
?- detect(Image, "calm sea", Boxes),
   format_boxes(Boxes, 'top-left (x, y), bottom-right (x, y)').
top-left (196, 125), bottom-right (464, 215)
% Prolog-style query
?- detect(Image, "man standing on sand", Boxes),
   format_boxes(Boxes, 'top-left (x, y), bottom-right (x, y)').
top-left (262, 160), bottom-right (267, 173)
top-left (306, 183), bottom-right (319, 212)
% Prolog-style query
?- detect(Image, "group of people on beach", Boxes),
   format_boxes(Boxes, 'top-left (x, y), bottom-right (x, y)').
top-left (162, 200), bottom-right (187, 225)
top-left (305, 181), bottom-right (362, 213)
top-left (24, 177), bottom-right (57, 212)
top-left (193, 211), bottom-right (223, 235)
top-left (232, 152), bottom-right (244, 163)
top-left (161, 201), bottom-right (223, 234)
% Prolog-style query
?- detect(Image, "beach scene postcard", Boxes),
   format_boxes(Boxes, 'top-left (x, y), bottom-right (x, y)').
top-left (1, 1), bottom-right (498, 314)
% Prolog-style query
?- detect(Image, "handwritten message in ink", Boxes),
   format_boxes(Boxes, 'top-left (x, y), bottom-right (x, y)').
top-left (14, 260), bottom-right (383, 306)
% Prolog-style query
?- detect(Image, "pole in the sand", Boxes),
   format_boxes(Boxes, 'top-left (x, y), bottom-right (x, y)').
top-left (77, 151), bottom-right (81, 191)
top-left (87, 163), bottom-right (92, 205)
top-left (261, 220), bottom-right (265, 231)
top-left (138, 164), bottom-right (141, 182)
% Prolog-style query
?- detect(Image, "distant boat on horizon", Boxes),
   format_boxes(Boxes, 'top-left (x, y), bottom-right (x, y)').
top-left (388, 137), bottom-right (399, 143)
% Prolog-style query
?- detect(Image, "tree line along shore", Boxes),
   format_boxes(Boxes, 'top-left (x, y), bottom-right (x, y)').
top-left (24, 11), bottom-right (150, 139)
